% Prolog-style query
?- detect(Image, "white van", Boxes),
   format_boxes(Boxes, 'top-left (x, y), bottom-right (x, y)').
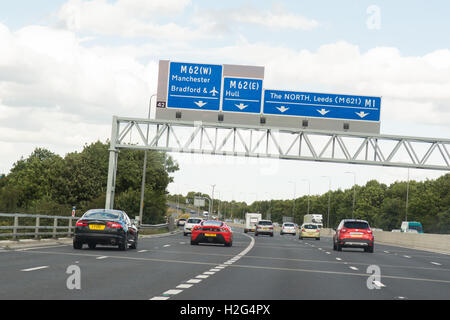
top-left (244, 213), bottom-right (262, 233)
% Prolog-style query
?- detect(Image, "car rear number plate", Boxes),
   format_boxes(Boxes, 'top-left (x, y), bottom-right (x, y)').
top-left (205, 233), bottom-right (216, 237)
top-left (89, 224), bottom-right (105, 230)
top-left (350, 232), bottom-right (363, 237)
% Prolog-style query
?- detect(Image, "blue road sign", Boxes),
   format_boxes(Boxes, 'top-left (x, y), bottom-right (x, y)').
top-left (263, 89), bottom-right (381, 121)
top-left (222, 77), bottom-right (263, 114)
top-left (167, 62), bottom-right (223, 111)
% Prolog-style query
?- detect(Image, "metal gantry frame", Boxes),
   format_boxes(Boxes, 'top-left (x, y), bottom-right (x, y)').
top-left (105, 116), bottom-right (450, 209)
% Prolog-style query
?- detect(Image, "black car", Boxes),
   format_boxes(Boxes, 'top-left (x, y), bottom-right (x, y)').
top-left (73, 209), bottom-right (138, 251)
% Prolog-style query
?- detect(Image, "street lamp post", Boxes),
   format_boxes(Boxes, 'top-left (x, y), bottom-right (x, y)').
top-left (321, 176), bottom-right (331, 228)
top-left (345, 172), bottom-right (356, 219)
top-left (288, 181), bottom-right (296, 217)
top-left (301, 179), bottom-right (311, 215)
top-left (139, 93), bottom-right (156, 226)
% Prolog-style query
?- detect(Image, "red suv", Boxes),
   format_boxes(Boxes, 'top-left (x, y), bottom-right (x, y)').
top-left (333, 219), bottom-right (374, 253)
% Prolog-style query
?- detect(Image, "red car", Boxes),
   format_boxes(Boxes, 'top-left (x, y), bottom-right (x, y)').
top-left (191, 220), bottom-right (233, 247)
top-left (333, 219), bottom-right (374, 253)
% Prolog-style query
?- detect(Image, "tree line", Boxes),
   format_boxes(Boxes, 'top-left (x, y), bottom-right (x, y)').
top-left (168, 174), bottom-right (450, 233)
top-left (0, 141), bottom-right (179, 224)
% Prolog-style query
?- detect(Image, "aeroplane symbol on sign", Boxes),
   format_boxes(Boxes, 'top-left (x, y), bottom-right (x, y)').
top-left (210, 87), bottom-right (219, 96)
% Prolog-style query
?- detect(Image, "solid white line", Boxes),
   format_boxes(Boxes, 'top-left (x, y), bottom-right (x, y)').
top-left (163, 289), bottom-right (183, 295)
top-left (176, 284), bottom-right (193, 289)
top-left (138, 250), bottom-right (148, 253)
top-left (21, 266), bottom-right (49, 272)
top-left (96, 256), bottom-right (108, 260)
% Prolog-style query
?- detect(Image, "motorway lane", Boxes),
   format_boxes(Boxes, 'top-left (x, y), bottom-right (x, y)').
top-left (1, 227), bottom-right (449, 299)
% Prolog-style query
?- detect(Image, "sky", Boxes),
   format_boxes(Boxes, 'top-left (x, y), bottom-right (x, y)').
top-left (0, 0), bottom-right (449, 204)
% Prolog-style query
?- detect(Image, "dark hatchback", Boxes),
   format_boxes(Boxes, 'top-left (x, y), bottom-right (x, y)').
top-left (73, 209), bottom-right (138, 251)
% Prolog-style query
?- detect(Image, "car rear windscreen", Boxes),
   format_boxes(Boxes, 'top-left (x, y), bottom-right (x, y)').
top-left (304, 224), bottom-right (317, 229)
top-left (284, 223), bottom-right (295, 227)
top-left (202, 221), bottom-right (223, 227)
top-left (258, 221), bottom-right (273, 225)
top-left (83, 211), bottom-right (120, 220)
top-left (344, 221), bottom-right (369, 229)
top-left (188, 219), bottom-right (202, 224)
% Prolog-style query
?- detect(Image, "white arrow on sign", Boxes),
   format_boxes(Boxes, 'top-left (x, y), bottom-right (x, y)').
top-left (317, 108), bottom-right (330, 116)
top-left (194, 101), bottom-right (207, 108)
top-left (276, 106), bottom-right (289, 113)
top-left (235, 103), bottom-right (248, 110)
top-left (355, 111), bottom-right (369, 118)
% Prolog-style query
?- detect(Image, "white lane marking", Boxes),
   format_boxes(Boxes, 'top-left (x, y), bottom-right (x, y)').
top-left (163, 289), bottom-right (183, 295)
top-left (215, 266), bottom-right (226, 269)
top-left (179, 242), bottom-right (186, 244)
top-left (138, 250), bottom-right (148, 253)
top-left (176, 284), bottom-right (193, 289)
top-left (431, 262), bottom-right (442, 266)
top-left (384, 251), bottom-right (390, 254)
top-left (372, 281), bottom-right (386, 288)
top-left (186, 279), bottom-right (202, 284)
top-left (403, 255), bottom-right (411, 258)
top-left (163, 244), bottom-right (171, 248)
top-left (349, 266), bottom-right (359, 271)
top-left (196, 274), bottom-right (209, 279)
top-left (203, 271), bottom-right (215, 275)
top-left (336, 258), bottom-right (342, 261)
top-left (210, 268), bottom-right (221, 272)
top-left (21, 266), bottom-right (49, 272)
top-left (325, 252), bottom-right (331, 255)
top-left (16, 245), bottom-right (69, 251)
top-left (150, 296), bottom-right (170, 300)
top-left (96, 256), bottom-right (108, 260)
top-left (224, 261), bottom-right (233, 265)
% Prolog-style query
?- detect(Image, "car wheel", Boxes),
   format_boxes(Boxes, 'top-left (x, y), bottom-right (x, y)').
top-left (280, 232), bottom-right (284, 235)
top-left (225, 241), bottom-right (232, 247)
top-left (119, 235), bottom-right (128, 251)
top-left (183, 233), bottom-right (187, 236)
top-left (255, 232), bottom-right (258, 236)
top-left (337, 243), bottom-right (342, 251)
top-left (88, 243), bottom-right (96, 250)
top-left (270, 233), bottom-right (273, 237)
top-left (73, 240), bottom-right (82, 250)
top-left (190, 240), bottom-right (198, 245)
top-left (365, 246), bottom-right (374, 253)
top-left (333, 242), bottom-right (337, 250)
top-left (316, 238), bottom-right (320, 241)
top-left (130, 235), bottom-right (138, 249)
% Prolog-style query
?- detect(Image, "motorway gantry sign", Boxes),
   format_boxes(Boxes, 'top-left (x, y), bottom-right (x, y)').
top-left (221, 77), bottom-right (263, 114)
top-left (167, 61), bottom-right (223, 111)
top-left (263, 89), bottom-right (381, 122)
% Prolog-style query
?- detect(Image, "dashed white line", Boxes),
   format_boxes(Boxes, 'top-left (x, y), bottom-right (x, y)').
top-left (196, 274), bottom-right (209, 279)
top-left (336, 258), bottom-right (342, 261)
top-left (150, 296), bottom-right (170, 300)
top-left (403, 255), bottom-right (411, 258)
top-left (372, 281), bottom-right (386, 288)
top-left (96, 256), bottom-right (108, 260)
top-left (431, 262), bottom-right (442, 266)
top-left (176, 284), bottom-right (193, 289)
top-left (203, 271), bottom-right (215, 275)
top-left (163, 244), bottom-right (171, 248)
top-left (186, 279), bottom-right (202, 284)
top-left (163, 289), bottom-right (183, 295)
top-left (21, 266), bottom-right (49, 272)
top-left (349, 266), bottom-right (359, 271)
top-left (138, 250), bottom-right (148, 253)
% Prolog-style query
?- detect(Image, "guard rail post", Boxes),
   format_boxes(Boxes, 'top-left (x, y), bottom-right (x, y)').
top-left (13, 215), bottom-right (19, 241)
top-left (68, 217), bottom-right (73, 237)
top-left (34, 216), bottom-right (40, 240)
top-left (52, 217), bottom-right (58, 239)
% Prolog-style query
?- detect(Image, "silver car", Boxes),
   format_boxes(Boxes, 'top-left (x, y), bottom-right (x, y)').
top-left (183, 218), bottom-right (203, 236)
top-left (280, 222), bottom-right (296, 236)
top-left (255, 220), bottom-right (274, 237)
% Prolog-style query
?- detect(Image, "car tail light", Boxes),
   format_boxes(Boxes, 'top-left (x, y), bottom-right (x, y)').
top-left (76, 221), bottom-right (88, 226)
top-left (269, 227), bottom-right (273, 230)
top-left (221, 228), bottom-right (229, 233)
top-left (341, 228), bottom-right (347, 233)
top-left (302, 228), bottom-right (305, 232)
top-left (107, 222), bottom-right (122, 228)
top-left (367, 229), bottom-right (373, 234)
